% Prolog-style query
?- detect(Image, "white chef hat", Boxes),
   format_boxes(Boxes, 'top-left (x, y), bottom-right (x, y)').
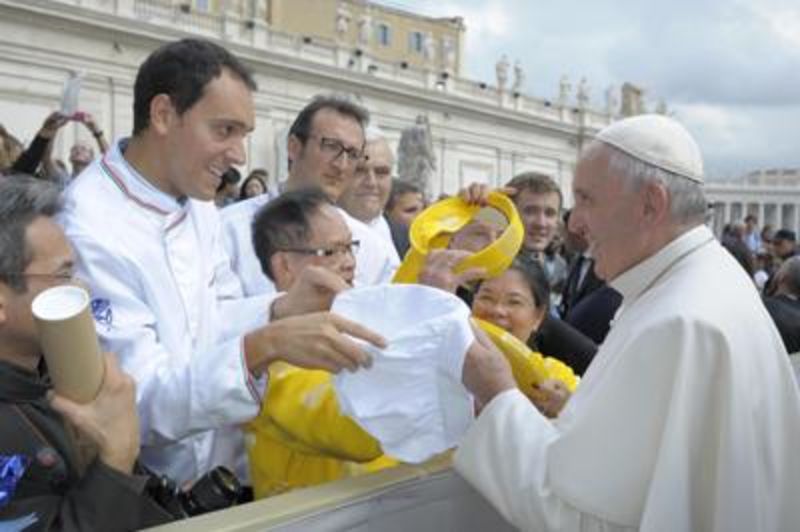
top-left (333, 284), bottom-right (475, 463)
top-left (594, 114), bottom-right (704, 183)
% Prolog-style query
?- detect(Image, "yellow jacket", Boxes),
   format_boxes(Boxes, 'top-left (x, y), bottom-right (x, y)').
top-left (246, 362), bottom-right (396, 499)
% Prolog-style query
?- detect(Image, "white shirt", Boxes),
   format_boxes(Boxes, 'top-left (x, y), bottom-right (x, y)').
top-left (455, 225), bottom-right (800, 531)
top-left (60, 140), bottom-right (274, 484)
top-left (366, 214), bottom-right (392, 245)
top-left (221, 196), bottom-right (399, 297)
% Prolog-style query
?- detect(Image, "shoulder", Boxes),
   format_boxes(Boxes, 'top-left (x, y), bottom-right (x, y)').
top-left (222, 195), bottom-right (270, 223)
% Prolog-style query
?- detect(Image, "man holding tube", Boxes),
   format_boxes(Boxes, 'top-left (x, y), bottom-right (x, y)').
top-left (0, 175), bottom-right (170, 529)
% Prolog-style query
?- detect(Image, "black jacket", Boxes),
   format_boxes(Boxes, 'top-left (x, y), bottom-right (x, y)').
top-left (0, 360), bottom-right (171, 531)
top-left (763, 295), bottom-right (800, 354)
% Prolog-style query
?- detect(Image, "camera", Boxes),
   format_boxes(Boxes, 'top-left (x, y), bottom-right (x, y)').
top-left (144, 466), bottom-right (242, 519)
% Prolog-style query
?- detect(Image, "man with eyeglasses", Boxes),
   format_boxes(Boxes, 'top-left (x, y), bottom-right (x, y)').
top-left (0, 176), bottom-right (171, 529)
top-left (246, 188), bottom-right (396, 495)
top-left (222, 94), bottom-right (399, 298)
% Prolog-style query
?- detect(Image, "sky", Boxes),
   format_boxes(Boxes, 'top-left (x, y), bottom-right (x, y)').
top-left (375, 0), bottom-right (800, 180)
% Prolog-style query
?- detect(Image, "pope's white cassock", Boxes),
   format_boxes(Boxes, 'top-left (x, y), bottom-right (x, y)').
top-left (455, 225), bottom-right (800, 531)
top-left (60, 141), bottom-right (273, 484)
top-left (221, 194), bottom-right (399, 296)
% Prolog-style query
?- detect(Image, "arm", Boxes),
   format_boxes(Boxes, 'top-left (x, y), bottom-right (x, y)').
top-left (11, 113), bottom-right (68, 175)
top-left (69, 232), bottom-right (263, 445)
top-left (76, 112), bottom-right (108, 154)
top-left (455, 332), bottom-right (617, 531)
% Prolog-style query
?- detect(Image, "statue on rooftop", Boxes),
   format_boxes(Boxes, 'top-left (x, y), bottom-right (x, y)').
top-left (397, 115), bottom-right (437, 199)
top-left (495, 54), bottom-right (510, 92)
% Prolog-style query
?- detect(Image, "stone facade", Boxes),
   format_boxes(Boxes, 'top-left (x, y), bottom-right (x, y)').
top-left (0, 0), bottom-right (612, 200)
top-left (705, 177), bottom-right (800, 237)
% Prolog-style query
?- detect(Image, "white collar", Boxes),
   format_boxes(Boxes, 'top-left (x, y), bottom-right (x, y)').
top-left (100, 139), bottom-right (184, 215)
top-left (610, 225), bottom-right (714, 304)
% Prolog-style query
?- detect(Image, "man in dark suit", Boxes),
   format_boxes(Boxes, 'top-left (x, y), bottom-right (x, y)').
top-left (763, 256), bottom-right (800, 354)
top-left (559, 210), bottom-right (621, 345)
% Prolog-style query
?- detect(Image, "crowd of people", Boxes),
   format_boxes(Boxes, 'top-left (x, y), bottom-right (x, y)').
top-left (1, 37), bottom-right (798, 531)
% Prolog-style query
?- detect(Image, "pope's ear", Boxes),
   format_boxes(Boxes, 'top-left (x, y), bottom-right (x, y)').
top-left (642, 180), bottom-right (670, 224)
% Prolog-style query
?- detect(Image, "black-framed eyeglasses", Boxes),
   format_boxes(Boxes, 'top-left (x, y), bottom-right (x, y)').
top-left (278, 240), bottom-right (360, 258)
top-left (309, 134), bottom-right (364, 165)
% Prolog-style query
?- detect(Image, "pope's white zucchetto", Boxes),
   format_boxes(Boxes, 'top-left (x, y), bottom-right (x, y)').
top-left (594, 114), bottom-right (704, 184)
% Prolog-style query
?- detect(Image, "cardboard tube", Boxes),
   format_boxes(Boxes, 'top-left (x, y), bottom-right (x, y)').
top-left (32, 285), bottom-right (104, 403)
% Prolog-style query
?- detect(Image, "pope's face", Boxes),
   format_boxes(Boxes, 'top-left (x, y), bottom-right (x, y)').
top-left (569, 145), bottom-right (645, 281)
top-left (162, 69), bottom-right (254, 201)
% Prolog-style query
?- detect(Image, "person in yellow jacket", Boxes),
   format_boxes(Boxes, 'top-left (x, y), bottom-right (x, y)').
top-left (246, 188), bottom-right (396, 498)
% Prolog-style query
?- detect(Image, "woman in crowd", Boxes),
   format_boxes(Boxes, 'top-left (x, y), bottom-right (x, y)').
top-left (470, 258), bottom-right (572, 417)
top-left (239, 169), bottom-right (269, 200)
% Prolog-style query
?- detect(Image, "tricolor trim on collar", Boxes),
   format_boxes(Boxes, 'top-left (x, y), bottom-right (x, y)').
top-left (99, 156), bottom-right (170, 216)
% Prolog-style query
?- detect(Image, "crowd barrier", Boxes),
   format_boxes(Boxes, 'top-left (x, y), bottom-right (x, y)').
top-left (145, 454), bottom-right (515, 532)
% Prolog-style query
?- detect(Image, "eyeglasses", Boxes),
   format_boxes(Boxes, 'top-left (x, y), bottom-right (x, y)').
top-left (309, 134), bottom-right (364, 166)
top-left (278, 240), bottom-right (360, 258)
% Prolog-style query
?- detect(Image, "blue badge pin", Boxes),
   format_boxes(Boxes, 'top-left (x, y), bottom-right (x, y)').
top-left (90, 298), bottom-right (113, 330)
top-left (0, 455), bottom-right (30, 508)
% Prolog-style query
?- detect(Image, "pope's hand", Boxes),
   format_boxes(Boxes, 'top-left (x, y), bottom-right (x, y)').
top-left (529, 379), bottom-right (570, 418)
top-left (462, 322), bottom-right (516, 407)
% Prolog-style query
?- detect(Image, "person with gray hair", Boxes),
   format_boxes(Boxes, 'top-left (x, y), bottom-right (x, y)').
top-left (763, 256), bottom-right (800, 354)
top-left (338, 124), bottom-right (400, 261)
top-left (0, 176), bottom-right (171, 529)
top-left (455, 115), bottom-right (800, 531)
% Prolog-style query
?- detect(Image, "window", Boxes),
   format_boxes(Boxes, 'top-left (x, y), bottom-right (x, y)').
top-left (409, 31), bottom-right (423, 53)
top-left (194, 0), bottom-right (209, 12)
top-left (376, 23), bottom-right (392, 46)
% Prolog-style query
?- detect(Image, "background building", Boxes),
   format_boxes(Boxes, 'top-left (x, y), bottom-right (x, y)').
top-left (706, 169), bottom-right (800, 237)
top-left (0, 0), bottom-right (613, 201)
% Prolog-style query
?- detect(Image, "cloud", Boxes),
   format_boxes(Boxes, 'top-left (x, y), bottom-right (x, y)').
top-left (375, 0), bottom-right (800, 177)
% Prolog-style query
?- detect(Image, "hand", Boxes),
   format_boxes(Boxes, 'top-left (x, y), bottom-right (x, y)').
top-left (38, 112), bottom-right (69, 139)
top-left (457, 182), bottom-right (517, 206)
top-left (271, 266), bottom-right (350, 319)
top-left (462, 321), bottom-right (516, 406)
top-left (245, 311), bottom-right (387, 374)
top-left (528, 379), bottom-right (570, 418)
top-left (49, 353), bottom-right (140, 474)
top-left (419, 249), bottom-right (485, 293)
top-left (74, 111), bottom-right (101, 136)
